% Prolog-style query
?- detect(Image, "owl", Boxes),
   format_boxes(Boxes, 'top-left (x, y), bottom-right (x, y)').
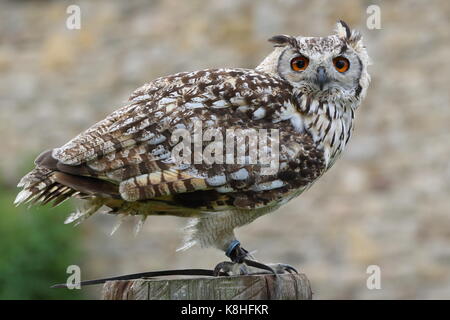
top-left (15, 21), bottom-right (370, 274)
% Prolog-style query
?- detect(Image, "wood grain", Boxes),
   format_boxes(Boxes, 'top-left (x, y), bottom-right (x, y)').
top-left (102, 273), bottom-right (312, 300)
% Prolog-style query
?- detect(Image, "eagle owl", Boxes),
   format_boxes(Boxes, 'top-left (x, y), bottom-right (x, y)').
top-left (15, 21), bottom-right (370, 273)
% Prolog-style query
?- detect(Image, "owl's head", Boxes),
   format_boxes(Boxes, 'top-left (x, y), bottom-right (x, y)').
top-left (257, 21), bottom-right (370, 103)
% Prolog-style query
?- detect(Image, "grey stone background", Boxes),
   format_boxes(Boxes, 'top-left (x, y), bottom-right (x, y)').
top-left (1, 0), bottom-right (449, 299)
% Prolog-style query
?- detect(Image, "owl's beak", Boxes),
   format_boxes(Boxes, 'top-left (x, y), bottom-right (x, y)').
top-left (316, 67), bottom-right (329, 90)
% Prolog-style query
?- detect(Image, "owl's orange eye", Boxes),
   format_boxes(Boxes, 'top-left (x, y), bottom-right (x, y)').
top-left (333, 56), bottom-right (350, 73)
top-left (290, 56), bottom-right (309, 71)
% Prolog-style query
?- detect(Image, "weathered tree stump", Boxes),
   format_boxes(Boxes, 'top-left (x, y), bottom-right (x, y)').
top-left (102, 273), bottom-right (312, 300)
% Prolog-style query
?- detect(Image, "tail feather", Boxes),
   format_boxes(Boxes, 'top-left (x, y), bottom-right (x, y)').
top-left (15, 167), bottom-right (84, 208)
top-left (16, 159), bottom-right (120, 209)
top-left (15, 167), bottom-right (58, 206)
top-left (15, 161), bottom-right (120, 227)
top-left (51, 189), bottom-right (78, 207)
top-left (41, 185), bottom-right (76, 206)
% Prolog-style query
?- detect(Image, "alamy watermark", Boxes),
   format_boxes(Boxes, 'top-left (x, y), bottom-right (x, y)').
top-left (366, 4), bottom-right (381, 30)
top-left (170, 120), bottom-right (280, 175)
top-left (66, 5), bottom-right (81, 30)
top-left (366, 265), bottom-right (382, 290)
top-left (66, 265), bottom-right (81, 289)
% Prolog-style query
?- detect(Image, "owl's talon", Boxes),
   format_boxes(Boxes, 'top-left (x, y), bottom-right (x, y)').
top-left (212, 241), bottom-right (254, 276)
top-left (213, 261), bottom-right (233, 276)
top-left (213, 261), bottom-right (249, 276)
top-left (222, 241), bottom-right (275, 275)
top-left (266, 263), bottom-right (299, 274)
top-left (285, 265), bottom-right (298, 274)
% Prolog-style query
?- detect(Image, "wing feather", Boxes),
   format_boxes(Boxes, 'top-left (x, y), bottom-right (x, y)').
top-left (16, 68), bottom-right (326, 213)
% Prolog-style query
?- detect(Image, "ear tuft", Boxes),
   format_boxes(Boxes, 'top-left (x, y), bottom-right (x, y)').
top-left (268, 35), bottom-right (296, 47)
top-left (336, 20), bottom-right (351, 39)
top-left (336, 20), bottom-right (363, 49)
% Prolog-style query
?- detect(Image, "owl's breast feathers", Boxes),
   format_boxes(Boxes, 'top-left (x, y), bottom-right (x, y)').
top-left (16, 68), bottom-right (331, 217)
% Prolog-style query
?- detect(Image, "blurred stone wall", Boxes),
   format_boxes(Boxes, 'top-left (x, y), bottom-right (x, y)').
top-left (1, 0), bottom-right (449, 299)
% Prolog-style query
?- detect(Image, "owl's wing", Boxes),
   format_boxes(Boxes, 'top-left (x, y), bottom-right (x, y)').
top-left (16, 68), bottom-right (325, 211)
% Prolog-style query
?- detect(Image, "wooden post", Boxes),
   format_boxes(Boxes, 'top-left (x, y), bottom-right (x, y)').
top-left (102, 273), bottom-right (312, 300)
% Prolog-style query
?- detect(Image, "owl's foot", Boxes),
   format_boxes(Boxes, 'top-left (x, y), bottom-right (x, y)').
top-left (213, 240), bottom-right (298, 276)
top-left (265, 263), bottom-right (298, 274)
top-left (213, 261), bottom-right (249, 276)
top-left (213, 240), bottom-right (250, 276)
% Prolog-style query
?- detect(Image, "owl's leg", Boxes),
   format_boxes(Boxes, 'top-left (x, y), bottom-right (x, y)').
top-left (213, 240), bottom-right (298, 276)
